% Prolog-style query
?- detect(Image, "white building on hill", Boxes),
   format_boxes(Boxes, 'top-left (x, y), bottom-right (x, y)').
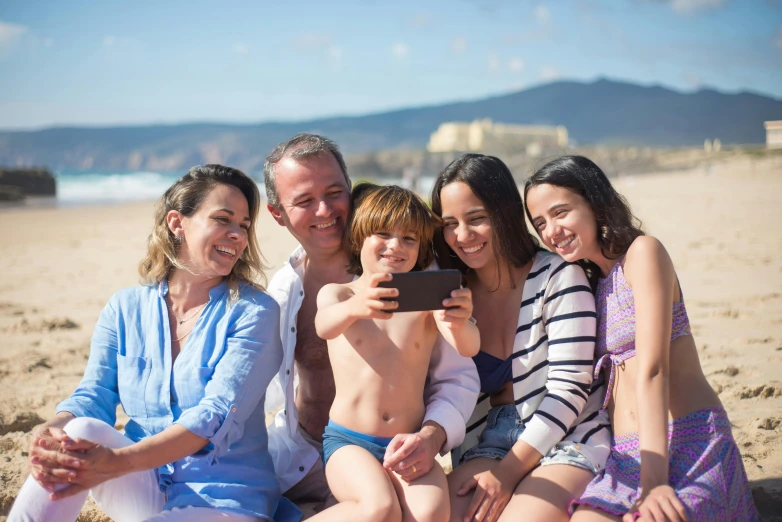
top-left (765, 121), bottom-right (782, 149)
top-left (427, 119), bottom-right (568, 156)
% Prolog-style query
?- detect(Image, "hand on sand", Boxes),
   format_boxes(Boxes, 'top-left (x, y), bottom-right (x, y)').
top-left (457, 464), bottom-right (516, 522)
top-left (623, 485), bottom-right (688, 522)
top-left (47, 443), bottom-right (124, 500)
top-left (350, 272), bottom-right (398, 320)
top-left (28, 425), bottom-right (94, 491)
top-left (383, 424), bottom-right (443, 482)
top-left (434, 287), bottom-right (474, 328)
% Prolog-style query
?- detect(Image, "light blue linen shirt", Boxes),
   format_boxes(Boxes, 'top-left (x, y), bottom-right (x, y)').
top-left (57, 278), bottom-right (301, 521)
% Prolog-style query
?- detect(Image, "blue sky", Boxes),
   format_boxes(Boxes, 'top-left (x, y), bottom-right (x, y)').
top-left (0, 0), bottom-right (780, 130)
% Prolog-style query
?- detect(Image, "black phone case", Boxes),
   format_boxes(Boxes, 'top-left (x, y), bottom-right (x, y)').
top-left (378, 269), bottom-right (462, 313)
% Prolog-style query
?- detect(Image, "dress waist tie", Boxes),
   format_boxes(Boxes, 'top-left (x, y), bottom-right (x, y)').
top-left (594, 350), bottom-right (636, 411)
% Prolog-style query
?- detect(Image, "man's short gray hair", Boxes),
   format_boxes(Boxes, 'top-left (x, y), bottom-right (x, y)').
top-left (264, 133), bottom-right (351, 208)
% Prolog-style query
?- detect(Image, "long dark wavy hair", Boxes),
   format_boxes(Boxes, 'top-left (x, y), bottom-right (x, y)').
top-left (430, 154), bottom-right (539, 290)
top-left (523, 155), bottom-right (643, 287)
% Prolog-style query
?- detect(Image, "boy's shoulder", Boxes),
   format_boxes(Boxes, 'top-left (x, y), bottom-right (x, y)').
top-left (317, 280), bottom-right (356, 304)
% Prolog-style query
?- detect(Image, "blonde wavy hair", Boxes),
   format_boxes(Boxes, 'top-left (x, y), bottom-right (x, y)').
top-left (138, 164), bottom-right (267, 299)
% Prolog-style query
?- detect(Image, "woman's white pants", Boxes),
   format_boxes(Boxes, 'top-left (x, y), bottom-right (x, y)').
top-left (8, 417), bottom-right (260, 522)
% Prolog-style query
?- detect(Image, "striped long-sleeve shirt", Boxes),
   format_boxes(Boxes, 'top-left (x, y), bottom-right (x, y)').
top-left (454, 251), bottom-right (611, 471)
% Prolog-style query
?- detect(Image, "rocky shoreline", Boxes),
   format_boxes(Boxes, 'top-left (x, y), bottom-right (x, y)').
top-left (0, 168), bottom-right (56, 201)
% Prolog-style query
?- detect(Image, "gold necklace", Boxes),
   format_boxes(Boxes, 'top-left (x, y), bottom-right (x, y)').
top-left (172, 326), bottom-right (194, 343)
top-left (174, 328), bottom-right (193, 343)
top-left (166, 299), bottom-right (207, 325)
top-left (167, 297), bottom-right (205, 343)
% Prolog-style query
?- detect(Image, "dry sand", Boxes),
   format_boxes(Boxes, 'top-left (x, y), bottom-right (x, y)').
top-left (0, 154), bottom-right (780, 520)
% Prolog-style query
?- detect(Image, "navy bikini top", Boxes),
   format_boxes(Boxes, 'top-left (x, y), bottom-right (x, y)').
top-left (473, 351), bottom-right (513, 395)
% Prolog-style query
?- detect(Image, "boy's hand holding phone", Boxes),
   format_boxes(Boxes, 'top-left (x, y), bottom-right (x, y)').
top-left (349, 272), bottom-right (399, 320)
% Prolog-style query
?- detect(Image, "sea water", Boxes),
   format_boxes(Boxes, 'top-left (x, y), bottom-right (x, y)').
top-left (55, 171), bottom-right (203, 205)
top-left (50, 171), bottom-right (435, 206)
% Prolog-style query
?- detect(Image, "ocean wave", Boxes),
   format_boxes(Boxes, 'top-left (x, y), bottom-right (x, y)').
top-left (56, 172), bottom-right (181, 205)
top-left (55, 172), bottom-right (265, 205)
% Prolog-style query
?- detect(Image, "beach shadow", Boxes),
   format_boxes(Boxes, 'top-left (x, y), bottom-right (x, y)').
top-left (751, 477), bottom-right (782, 522)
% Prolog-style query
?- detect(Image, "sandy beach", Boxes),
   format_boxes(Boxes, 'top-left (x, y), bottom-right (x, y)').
top-left (1, 154), bottom-right (780, 520)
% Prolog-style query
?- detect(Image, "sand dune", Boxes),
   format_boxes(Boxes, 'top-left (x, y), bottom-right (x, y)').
top-left (0, 154), bottom-right (780, 520)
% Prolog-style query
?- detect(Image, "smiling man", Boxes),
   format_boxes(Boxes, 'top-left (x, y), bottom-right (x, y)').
top-left (262, 133), bottom-right (479, 514)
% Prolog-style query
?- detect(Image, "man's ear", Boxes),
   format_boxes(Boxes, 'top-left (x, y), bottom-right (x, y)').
top-left (267, 204), bottom-right (286, 227)
top-left (166, 210), bottom-right (185, 238)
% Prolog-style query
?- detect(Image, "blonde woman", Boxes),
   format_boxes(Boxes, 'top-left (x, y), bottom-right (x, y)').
top-left (9, 165), bottom-right (301, 522)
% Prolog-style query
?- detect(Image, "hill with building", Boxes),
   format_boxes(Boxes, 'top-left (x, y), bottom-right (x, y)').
top-left (1, 78), bottom-right (781, 173)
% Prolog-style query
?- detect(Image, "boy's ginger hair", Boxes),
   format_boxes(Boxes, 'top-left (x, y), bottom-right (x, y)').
top-left (345, 183), bottom-right (443, 275)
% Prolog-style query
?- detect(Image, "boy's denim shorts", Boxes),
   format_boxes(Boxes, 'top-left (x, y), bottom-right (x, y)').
top-left (462, 404), bottom-right (599, 474)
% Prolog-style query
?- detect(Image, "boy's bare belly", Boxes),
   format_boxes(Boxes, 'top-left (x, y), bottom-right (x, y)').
top-left (329, 311), bottom-right (438, 438)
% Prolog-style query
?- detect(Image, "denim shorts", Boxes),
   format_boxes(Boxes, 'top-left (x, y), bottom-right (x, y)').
top-left (462, 404), bottom-right (599, 474)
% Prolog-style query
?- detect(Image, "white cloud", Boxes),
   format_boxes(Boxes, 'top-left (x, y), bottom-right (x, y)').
top-left (534, 5), bottom-right (551, 24)
top-left (291, 32), bottom-right (344, 71)
top-left (508, 57), bottom-right (525, 72)
top-left (329, 45), bottom-right (343, 71)
top-left (0, 19), bottom-right (28, 57)
top-left (409, 13), bottom-right (431, 27)
top-left (667, 0), bottom-right (728, 14)
top-left (540, 66), bottom-right (560, 81)
top-left (293, 32), bottom-right (332, 50)
top-left (99, 35), bottom-right (144, 52)
top-left (450, 36), bottom-right (468, 55)
top-left (684, 71), bottom-right (702, 88)
top-left (235, 43), bottom-right (250, 55)
top-left (509, 81), bottom-right (528, 91)
top-left (487, 50), bottom-right (500, 71)
top-left (392, 42), bottom-right (409, 60)
top-left (503, 28), bottom-right (551, 46)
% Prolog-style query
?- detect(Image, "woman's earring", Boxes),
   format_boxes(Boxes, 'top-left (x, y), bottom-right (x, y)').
top-left (174, 234), bottom-right (183, 244)
top-left (600, 226), bottom-right (609, 239)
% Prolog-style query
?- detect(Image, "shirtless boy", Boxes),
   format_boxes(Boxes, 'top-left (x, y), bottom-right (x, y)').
top-left (312, 184), bottom-right (480, 522)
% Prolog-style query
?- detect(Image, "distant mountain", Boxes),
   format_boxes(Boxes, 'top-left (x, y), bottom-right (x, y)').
top-left (1, 78), bottom-right (780, 173)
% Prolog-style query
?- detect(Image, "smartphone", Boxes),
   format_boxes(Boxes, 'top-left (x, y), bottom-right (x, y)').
top-left (378, 269), bottom-right (462, 313)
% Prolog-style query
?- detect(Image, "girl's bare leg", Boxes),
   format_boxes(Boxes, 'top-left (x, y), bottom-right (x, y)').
top-left (446, 457), bottom-right (497, 522)
top-left (498, 464), bottom-right (594, 522)
top-left (389, 460), bottom-right (450, 522)
top-left (307, 445), bottom-right (401, 522)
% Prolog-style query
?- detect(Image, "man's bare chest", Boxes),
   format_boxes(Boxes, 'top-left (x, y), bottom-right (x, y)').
top-left (294, 294), bottom-right (330, 369)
